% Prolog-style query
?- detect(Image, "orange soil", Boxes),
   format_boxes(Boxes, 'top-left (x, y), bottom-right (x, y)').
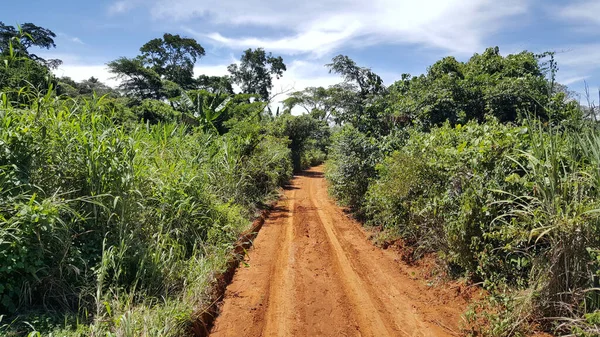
top-left (210, 166), bottom-right (471, 337)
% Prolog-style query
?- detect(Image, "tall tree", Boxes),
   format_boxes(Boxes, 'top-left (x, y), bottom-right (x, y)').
top-left (108, 33), bottom-right (205, 100)
top-left (228, 48), bottom-right (286, 101)
top-left (326, 55), bottom-right (389, 134)
top-left (327, 55), bottom-right (386, 99)
top-left (139, 33), bottom-right (205, 89)
top-left (0, 22), bottom-right (61, 68)
top-left (283, 85), bottom-right (359, 124)
top-left (108, 57), bottom-right (163, 99)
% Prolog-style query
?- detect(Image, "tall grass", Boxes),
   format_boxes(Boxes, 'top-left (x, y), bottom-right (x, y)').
top-left (0, 86), bottom-right (292, 336)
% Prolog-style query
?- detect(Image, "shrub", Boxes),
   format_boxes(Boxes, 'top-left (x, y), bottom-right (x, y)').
top-left (0, 90), bottom-right (295, 336)
top-left (325, 125), bottom-right (379, 212)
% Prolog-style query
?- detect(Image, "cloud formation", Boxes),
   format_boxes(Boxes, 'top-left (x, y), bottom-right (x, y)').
top-left (111, 0), bottom-right (529, 55)
top-left (558, 0), bottom-right (600, 26)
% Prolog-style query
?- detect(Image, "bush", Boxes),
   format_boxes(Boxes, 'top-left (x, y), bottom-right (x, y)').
top-left (0, 91), bottom-right (295, 336)
top-left (335, 118), bottom-right (600, 334)
top-left (131, 99), bottom-right (180, 124)
top-left (325, 125), bottom-right (379, 212)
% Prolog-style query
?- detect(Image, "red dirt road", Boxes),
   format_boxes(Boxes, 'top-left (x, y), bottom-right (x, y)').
top-left (210, 166), bottom-right (466, 337)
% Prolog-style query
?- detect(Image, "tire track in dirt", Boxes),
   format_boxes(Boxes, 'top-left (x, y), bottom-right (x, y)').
top-left (262, 188), bottom-right (296, 337)
top-left (306, 176), bottom-right (403, 336)
top-left (210, 167), bottom-right (466, 337)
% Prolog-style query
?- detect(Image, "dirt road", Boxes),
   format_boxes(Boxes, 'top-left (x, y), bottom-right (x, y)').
top-left (210, 166), bottom-right (466, 337)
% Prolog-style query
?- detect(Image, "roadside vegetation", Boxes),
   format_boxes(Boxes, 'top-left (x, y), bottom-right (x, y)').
top-left (0, 23), bottom-right (325, 336)
top-left (321, 48), bottom-right (600, 335)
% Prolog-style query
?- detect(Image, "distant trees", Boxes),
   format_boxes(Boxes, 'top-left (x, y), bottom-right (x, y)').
top-left (282, 84), bottom-right (360, 124)
top-left (108, 57), bottom-right (165, 99)
top-left (57, 76), bottom-right (116, 97)
top-left (283, 55), bottom-right (390, 135)
top-left (108, 37), bottom-right (286, 106)
top-left (387, 47), bottom-right (553, 129)
top-left (196, 75), bottom-right (234, 94)
top-left (284, 48), bottom-right (576, 137)
top-left (228, 48), bottom-right (286, 101)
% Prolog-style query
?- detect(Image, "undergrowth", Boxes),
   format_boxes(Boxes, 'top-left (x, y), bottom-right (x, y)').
top-left (0, 88), bottom-right (293, 336)
top-left (327, 118), bottom-right (600, 335)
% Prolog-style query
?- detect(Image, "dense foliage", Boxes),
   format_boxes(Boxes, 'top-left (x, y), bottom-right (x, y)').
top-left (0, 26), bottom-right (326, 336)
top-left (325, 49), bottom-right (600, 335)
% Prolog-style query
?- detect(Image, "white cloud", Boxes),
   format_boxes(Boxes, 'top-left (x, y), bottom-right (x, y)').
top-left (548, 44), bottom-right (600, 103)
top-left (555, 45), bottom-right (600, 68)
top-left (272, 60), bottom-right (340, 94)
top-left (71, 37), bottom-right (85, 45)
top-left (203, 27), bottom-right (359, 57)
top-left (111, 0), bottom-right (528, 55)
top-left (192, 64), bottom-right (229, 78)
top-left (52, 63), bottom-right (235, 89)
top-left (554, 45), bottom-right (600, 85)
top-left (53, 65), bottom-right (120, 87)
top-left (558, 1), bottom-right (600, 25)
top-left (58, 33), bottom-right (85, 45)
top-left (108, 0), bottom-right (140, 15)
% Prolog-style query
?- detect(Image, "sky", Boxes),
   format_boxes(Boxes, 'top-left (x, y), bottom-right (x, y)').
top-left (3, 0), bottom-right (600, 106)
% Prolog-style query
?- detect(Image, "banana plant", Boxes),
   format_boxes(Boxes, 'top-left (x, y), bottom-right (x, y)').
top-left (178, 91), bottom-right (231, 133)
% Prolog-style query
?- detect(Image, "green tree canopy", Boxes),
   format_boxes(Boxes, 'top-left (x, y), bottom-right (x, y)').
top-left (387, 47), bottom-right (553, 129)
top-left (140, 33), bottom-right (205, 89)
top-left (108, 33), bottom-right (205, 100)
top-left (108, 57), bottom-right (164, 99)
top-left (0, 22), bottom-right (61, 68)
top-left (228, 48), bottom-right (286, 101)
top-left (326, 55), bottom-right (390, 134)
top-left (283, 85), bottom-right (360, 124)
top-left (196, 75), bottom-right (234, 94)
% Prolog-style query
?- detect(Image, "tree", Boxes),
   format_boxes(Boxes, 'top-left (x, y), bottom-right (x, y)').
top-left (0, 56), bottom-right (55, 99)
top-left (77, 77), bottom-right (115, 96)
top-left (140, 33), bottom-right (205, 89)
top-left (283, 85), bottom-right (359, 124)
top-left (271, 113), bottom-right (330, 171)
top-left (108, 57), bottom-right (163, 99)
top-left (387, 47), bottom-right (551, 129)
top-left (326, 55), bottom-right (389, 134)
top-left (327, 55), bottom-right (387, 99)
top-left (283, 87), bottom-right (330, 114)
top-left (108, 33), bottom-right (205, 100)
top-left (196, 75), bottom-right (234, 94)
top-left (228, 48), bottom-right (286, 101)
top-left (0, 22), bottom-right (61, 68)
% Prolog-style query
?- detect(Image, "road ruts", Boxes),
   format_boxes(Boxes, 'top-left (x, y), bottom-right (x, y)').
top-left (210, 166), bottom-right (464, 337)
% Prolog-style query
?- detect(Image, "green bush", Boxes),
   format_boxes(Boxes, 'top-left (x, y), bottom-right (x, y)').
top-left (0, 89), bottom-right (295, 336)
top-left (301, 147), bottom-right (327, 169)
top-left (131, 99), bottom-right (180, 124)
top-left (334, 118), bottom-right (600, 334)
top-left (326, 125), bottom-right (379, 212)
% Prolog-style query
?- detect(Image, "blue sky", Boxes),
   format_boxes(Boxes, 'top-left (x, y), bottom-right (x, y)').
top-left (4, 0), bottom-right (600, 105)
